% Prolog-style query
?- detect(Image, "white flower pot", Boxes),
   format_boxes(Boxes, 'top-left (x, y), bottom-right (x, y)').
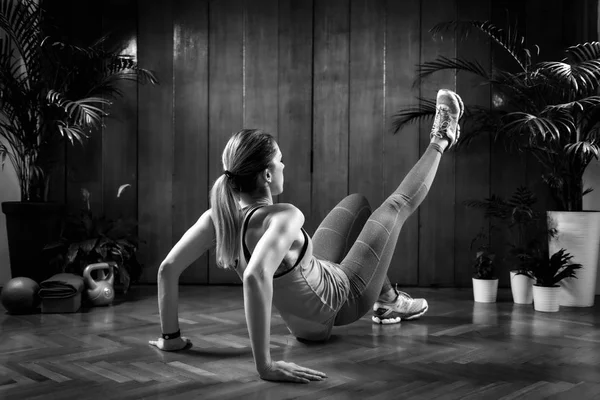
top-left (547, 211), bottom-right (600, 307)
top-left (533, 285), bottom-right (560, 312)
top-left (510, 271), bottom-right (533, 304)
top-left (472, 277), bottom-right (498, 303)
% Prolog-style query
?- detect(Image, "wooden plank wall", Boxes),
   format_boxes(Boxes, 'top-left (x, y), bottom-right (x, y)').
top-left (455, 0), bottom-right (491, 287)
top-left (172, 0), bottom-right (210, 283)
top-left (48, 0), bottom-right (597, 287)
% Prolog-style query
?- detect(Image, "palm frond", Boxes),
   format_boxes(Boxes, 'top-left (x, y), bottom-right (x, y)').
top-left (391, 98), bottom-right (436, 134)
top-left (565, 141), bottom-right (600, 162)
top-left (105, 56), bottom-right (159, 85)
top-left (539, 61), bottom-right (600, 95)
top-left (47, 90), bottom-right (110, 127)
top-left (566, 42), bottom-right (600, 63)
top-left (430, 19), bottom-right (532, 72)
top-left (418, 56), bottom-right (490, 81)
top-left (56, 122), bottom-right (89, 146)
top-left (88, 68), bottom-right (158, 98)
top-left (500, 112), bottom-right (572, 143)
top-left (0, 0), bottom-right (42, 79)
top-left (544, 96), bottom-right (600, 113)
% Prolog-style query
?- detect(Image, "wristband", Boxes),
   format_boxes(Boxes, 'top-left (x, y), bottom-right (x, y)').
top-left (162, 329), bottom-right (181, 340)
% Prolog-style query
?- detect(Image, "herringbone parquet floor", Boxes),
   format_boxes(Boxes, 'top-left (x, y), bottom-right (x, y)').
top-left (1, 285), bottom-right (599, 399)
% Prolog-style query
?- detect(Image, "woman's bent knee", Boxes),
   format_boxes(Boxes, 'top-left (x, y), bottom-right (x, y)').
top-left (339, 193), bottom-right (371, 210)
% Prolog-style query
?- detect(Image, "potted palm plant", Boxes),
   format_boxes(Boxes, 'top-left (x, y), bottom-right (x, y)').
top-left (393, 19), bottom-right (600, 307)
top-left (518, 248), bottom-right (582, 312)
top-left (0, 0), bottom-right (157, 282)
top-left (470, 230), bottom-right (498, 303)
top-left (465, 186), bottom-right (546, 304)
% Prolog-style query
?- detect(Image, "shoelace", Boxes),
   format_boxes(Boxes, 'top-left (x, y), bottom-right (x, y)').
top-left (393, 284), bottom-right (413, 302)
top-left (431, 105), bottom-right (457, 144)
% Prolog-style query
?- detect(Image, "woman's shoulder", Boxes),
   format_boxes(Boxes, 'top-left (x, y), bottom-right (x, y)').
top-left (260, 203), bottom-right (305, 227)
top-left (268, 203), bottom-right (304, 217)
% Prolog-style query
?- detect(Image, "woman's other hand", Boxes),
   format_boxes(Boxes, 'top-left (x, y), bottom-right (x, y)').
top-left (259, 360), bottom-right (328, 384)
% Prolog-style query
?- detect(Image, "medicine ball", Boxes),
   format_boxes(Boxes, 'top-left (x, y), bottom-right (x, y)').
top-left (1, 277), bottom-right (40, 314)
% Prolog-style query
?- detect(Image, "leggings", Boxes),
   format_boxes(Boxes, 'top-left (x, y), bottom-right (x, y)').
top-left (311, 142), bottom-right (445, 326)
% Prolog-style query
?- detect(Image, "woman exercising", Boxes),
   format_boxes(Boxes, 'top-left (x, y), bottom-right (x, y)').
top-left (150, 89), bottom-right (464, 384)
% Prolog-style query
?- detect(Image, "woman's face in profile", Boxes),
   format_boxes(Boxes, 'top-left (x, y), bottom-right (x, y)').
top-left (269, 143), bottom-right (285, 195)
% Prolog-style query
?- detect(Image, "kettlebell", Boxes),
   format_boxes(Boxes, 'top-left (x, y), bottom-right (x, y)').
top-left (83, 262), bottom-right (115, 306)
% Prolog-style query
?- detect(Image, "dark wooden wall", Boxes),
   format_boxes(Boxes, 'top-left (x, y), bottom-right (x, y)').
top-left (49, 0), bottom-right (598, 287)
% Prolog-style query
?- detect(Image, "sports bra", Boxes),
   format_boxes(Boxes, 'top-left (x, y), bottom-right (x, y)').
top-left (234, 204), bottom-right (351, 341)
top-left (241, 205), bottom-right (309, 278)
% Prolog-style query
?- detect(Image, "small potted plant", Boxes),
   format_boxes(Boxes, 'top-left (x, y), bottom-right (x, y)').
top-left (465, 186), bottom-right (544, 304)
top-left (507, 244), bottom-right (537, 305)
top-left (471, 230), bottom-right (498, 303)
top-left (518, 248), bottom-right (582, 312)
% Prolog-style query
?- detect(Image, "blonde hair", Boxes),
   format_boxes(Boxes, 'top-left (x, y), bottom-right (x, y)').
top-left (210, 129), bottom-right (277, 269)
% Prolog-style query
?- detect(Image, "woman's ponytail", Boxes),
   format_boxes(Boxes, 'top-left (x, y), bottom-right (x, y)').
top-left (210, 174), bottom-right (241, 269)
top-left (210, 128), bottom-right (278, 269)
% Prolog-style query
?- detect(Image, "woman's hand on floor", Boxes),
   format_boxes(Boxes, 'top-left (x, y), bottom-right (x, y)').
top-left (259, 360), bottom-right (328, 384)
top-left (149, 336), bottom-right (192, 351)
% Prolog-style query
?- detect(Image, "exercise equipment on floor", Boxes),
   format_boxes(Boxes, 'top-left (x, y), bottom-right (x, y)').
top-left (39, 273), bottom-right (84, 313)
top-left (1, 277), bottom-right (40, 314)
top-left (83, 262), bottom-right (115, 306)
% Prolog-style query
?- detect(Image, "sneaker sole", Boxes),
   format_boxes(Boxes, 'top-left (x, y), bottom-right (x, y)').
top-left (371, 304), bottom-right (429, 324)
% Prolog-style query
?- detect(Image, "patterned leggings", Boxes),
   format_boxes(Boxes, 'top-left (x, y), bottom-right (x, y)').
top-left (309, 143), bottom-right (445, 326)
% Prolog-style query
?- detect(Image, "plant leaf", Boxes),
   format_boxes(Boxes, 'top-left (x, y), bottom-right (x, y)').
top-left (391, 98), bottom-right (436, 134)
top-left (66, 243), bottom-right (79, 265)
top-left (80, 238), bottom-right (98, 254)
top-left (429, 19), bottom-right (531, 72)
top-left (118, 265), bottom-right (131, 294)
top-left (565, 41), bottom-right (600, 63)
top-left (418, 56), bottom-right (490, 81)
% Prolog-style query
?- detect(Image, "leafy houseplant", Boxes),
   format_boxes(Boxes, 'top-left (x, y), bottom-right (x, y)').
top-left (0, 0), bottom-right (157, 281)
top-left (44, 185), bottom-right (142, 293)
top-left (470, 230), bottom-right (498, 303)
top-left (392, 20), bottom-right (599, 212)
top-left (465, 186), bottom-right (546, 272)
top-left (392, 18), bottom-right (600, 307)
top-left (464, 186), bottom-right (551, 304)
top-left (517, 248), bottom-right (582, 312)
top-left (472, 250), bottom-right (495, 279)
top-left (519, 248), bottom-right (582, 287)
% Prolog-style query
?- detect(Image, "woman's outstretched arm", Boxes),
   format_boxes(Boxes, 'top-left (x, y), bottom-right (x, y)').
top-left (149, 208), bottom-right (215, 351)
top-left (243, 205), bottom-right (327, 383)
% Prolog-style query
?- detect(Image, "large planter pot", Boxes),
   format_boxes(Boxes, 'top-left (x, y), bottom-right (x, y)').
top-left (472, 277), bottom-right (498, 303)
top-left (547, 211), bottom-right (600, 307)
top-left (1, 201), bottom-right (64, 283)
top-left (510, 271), bottom-right (533, 304)
top-left (532, 285), bottom-right (560, 312)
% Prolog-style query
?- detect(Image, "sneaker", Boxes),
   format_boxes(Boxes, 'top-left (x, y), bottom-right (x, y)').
top-left (372, 286), bottom-right (429, 324)
top-left (430, 89), bottom-right (464, 149)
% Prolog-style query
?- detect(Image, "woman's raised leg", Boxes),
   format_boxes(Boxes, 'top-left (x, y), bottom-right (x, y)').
top-left (334, 89), bottom-right (464, 326)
